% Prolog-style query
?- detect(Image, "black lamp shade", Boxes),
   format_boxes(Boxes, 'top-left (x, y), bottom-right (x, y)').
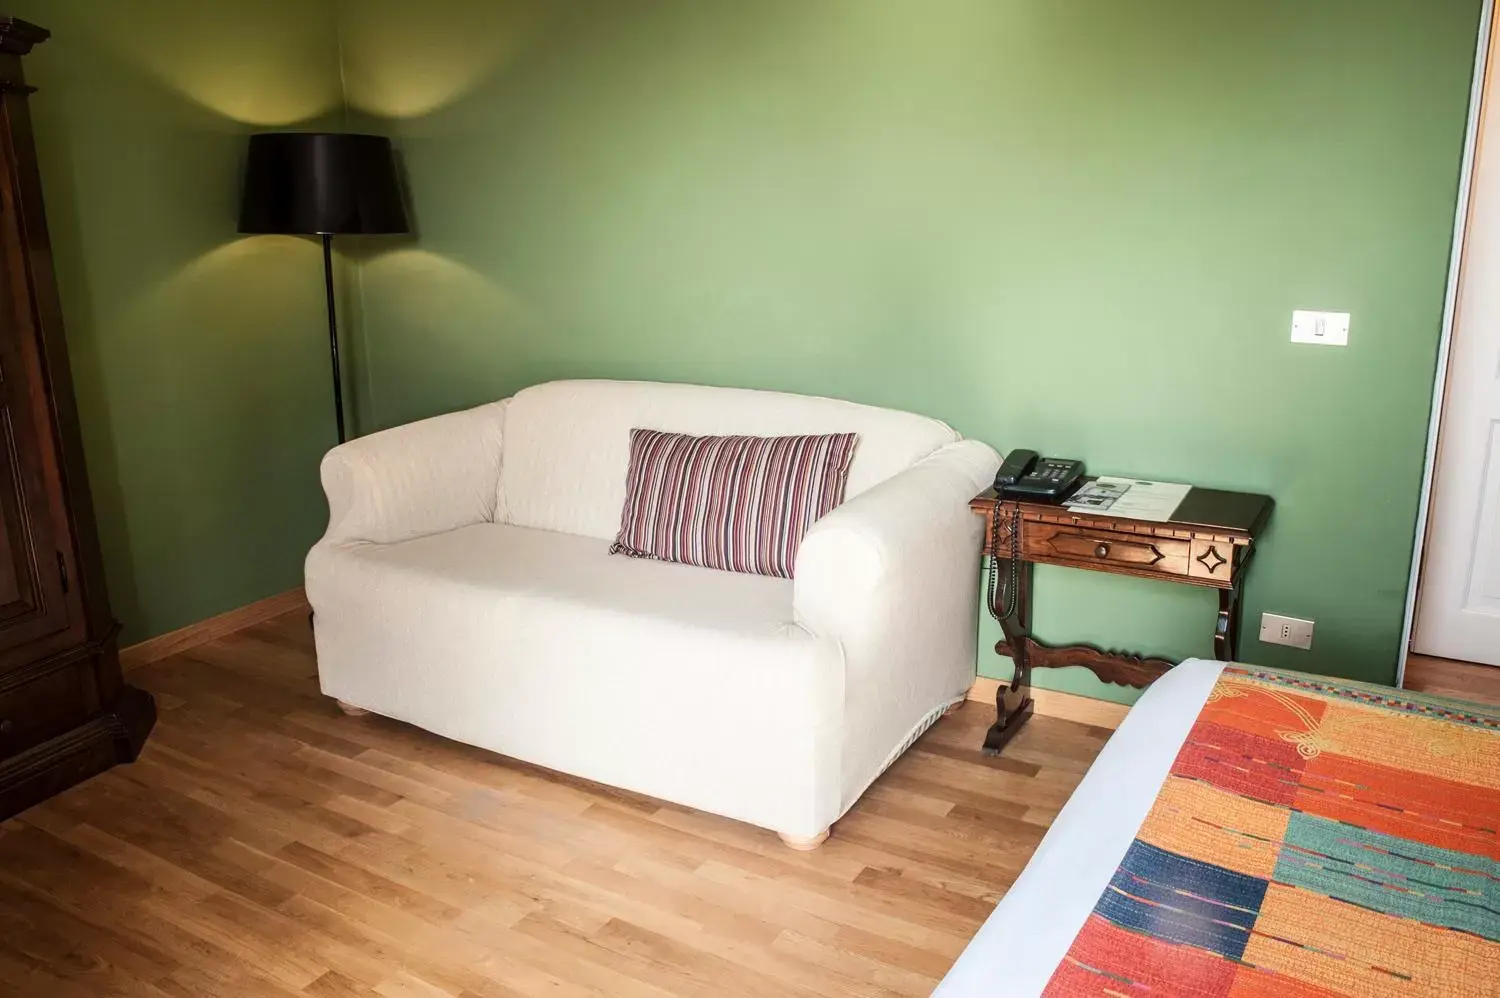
top-left (238, 132), bottom-right (409, 236)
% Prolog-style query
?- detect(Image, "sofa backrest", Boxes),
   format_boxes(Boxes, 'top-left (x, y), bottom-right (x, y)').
top-left (497, 379), bottom-right (961, 540)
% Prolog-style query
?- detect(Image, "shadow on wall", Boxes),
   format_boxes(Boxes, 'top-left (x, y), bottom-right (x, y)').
top-left (19, 0), bottom-right (347, 642)
top-left (333, 0), bottom-right (546, 432)
top-left (353, 248), bottom-right (535, 333)
top-left (344, 248), bottom-right (537, 429)
top-left (92, 2), bottom-right (342, 126)
top-left (337, 0), bottom-right (541, 120)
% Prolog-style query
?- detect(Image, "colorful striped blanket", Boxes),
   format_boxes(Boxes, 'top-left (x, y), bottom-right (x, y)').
top-left (1044, 666), bottom-right (1499, 997)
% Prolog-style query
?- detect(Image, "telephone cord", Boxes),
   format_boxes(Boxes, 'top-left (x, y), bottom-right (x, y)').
top-left (986, 503), bottom-right (1022, 622)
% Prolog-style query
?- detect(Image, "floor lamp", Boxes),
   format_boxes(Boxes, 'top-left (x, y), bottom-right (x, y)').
top-left (238, 133), bottom-right (409, 444)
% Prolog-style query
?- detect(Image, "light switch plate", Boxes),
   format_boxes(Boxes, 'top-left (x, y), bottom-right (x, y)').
top-left (1259, 612), bottom-right (1314, 650)
top-left (1291, 310), bottom-right (1350, 346)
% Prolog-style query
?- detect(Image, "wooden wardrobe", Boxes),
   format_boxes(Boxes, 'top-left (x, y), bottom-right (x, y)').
top-left (0, 17), bottom-right (153, 820)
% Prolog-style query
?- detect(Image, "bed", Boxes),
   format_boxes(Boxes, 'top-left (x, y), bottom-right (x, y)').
top-left (936, 659), bottom-right (1500, 997)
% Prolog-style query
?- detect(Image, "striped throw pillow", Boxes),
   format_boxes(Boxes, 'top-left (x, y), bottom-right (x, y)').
top-left (610, 429), bottom-right (858, 579)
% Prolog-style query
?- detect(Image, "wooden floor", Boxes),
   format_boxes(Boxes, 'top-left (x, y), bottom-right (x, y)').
top-left (1405, 652), bottom-right (1500, 707)
top-left (0, 610), bottom-right (1111, 997)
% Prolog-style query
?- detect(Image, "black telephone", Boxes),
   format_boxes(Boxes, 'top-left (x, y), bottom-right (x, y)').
top-left (993, 449), bottom-right (1085, 502)
top-left (987, 450), bottom-right (1085, 623)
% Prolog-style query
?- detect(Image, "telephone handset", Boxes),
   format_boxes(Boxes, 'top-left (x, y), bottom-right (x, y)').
top-left (987, 449), bottom-right (1086, 622)
top-left (993, 450), bottom-right (1084, 502)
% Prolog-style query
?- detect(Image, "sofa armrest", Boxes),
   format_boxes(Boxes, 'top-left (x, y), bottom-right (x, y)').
top-left (794, 439), bottom-right (1000, 633)
top-left (318, 401), bottom-right (508, 546)
top-left (793, 439), bottom-right (1000, 809)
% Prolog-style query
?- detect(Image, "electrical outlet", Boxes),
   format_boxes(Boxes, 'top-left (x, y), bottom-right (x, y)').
top-left (1258, 612), bottom-right (1314, 650)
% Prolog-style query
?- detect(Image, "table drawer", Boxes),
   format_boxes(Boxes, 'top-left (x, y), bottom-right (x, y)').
top-left (1023, 522), bottom-right (1192, 577)
top-left (0, 665), bottom-right (90, 757)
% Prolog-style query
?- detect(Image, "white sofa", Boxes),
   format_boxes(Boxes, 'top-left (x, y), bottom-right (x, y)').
top-left (306, 380), bottom-right (1000, 847)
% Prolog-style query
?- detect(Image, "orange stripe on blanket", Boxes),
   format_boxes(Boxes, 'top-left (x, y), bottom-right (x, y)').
top-left (1042, 914), bottom-right (1238, 996)
top-left (1199, 680), bottom-right (1329, 742)
top-left (1137, 776), bottom-right (1291, 879)
top-left (1293, 751), bottom-right (1500, 860)
top-left (1242, 883), bottom-right (1499, 998)
top-left (1304, 700), bottom-right (1500, 791)
top-left (1203, 676), bottom-right (1498, 791)
top-left (1227, 964), bottom-right (1346, 998)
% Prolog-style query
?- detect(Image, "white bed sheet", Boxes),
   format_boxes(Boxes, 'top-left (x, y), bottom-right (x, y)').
top-left (935, 658), bottom-right (1228, 996)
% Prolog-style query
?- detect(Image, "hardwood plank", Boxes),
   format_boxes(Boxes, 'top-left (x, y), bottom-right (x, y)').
top-left (1405, 653), bottom-right (1500, 707)
top-left (0, 607), bottom-right (1112, 996)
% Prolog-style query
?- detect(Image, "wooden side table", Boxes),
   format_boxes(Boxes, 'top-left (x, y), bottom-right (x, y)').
top-left (969, 482), bottom-right (1273, 754)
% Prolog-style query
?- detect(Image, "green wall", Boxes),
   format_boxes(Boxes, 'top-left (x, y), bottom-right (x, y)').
top-left (6, 0), bottom-right (1484, 691)
top-left (337, 0), bottom-right (1482, 695)
top-left (15, 0), bottom-right (347, 642)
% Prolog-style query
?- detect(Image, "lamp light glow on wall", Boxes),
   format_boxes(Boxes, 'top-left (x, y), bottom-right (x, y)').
top-left (238, 132), bottom-right (409, 443)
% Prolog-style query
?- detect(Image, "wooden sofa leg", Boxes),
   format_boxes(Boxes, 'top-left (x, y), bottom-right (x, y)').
top-left (336, 700), bottom-right (370, 717)
top-left (779, 830), bottom-right (830, 851)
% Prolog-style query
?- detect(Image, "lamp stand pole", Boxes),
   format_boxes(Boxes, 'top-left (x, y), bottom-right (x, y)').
top-left (320, 233), bottom-right (347, 445)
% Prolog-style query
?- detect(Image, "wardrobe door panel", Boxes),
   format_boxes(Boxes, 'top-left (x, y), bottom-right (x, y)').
top-left (0, 102), bottom-right (76, 662)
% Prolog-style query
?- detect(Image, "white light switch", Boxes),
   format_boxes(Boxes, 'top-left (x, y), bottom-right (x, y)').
top-left (1291, 310), bottom-right (1350, 346)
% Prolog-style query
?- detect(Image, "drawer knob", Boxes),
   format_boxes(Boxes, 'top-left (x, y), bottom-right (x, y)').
top-left (1094, 543), bottom-right (1110, 559)
top-left (0, 718), bottom-right (12, 736)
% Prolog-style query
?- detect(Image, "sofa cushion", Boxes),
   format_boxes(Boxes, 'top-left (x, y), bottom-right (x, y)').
top-left (496, 379), bottom-right (960, 540)
top-left (306, 522), bottom-right (844, 835)
top-left (324, 520), bottom-right (803, 636)
top-left (610, 429), bottom-right (856, 579)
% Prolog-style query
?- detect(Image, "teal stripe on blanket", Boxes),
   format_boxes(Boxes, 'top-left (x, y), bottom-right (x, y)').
top-left (1273, 812), bottom-right (1500, 940)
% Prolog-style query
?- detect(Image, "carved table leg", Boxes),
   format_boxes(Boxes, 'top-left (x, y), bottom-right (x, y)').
top-left (984, 559), bottom-right (1035, 755)
top-left (1215, 582), bottom-right (1243, 662)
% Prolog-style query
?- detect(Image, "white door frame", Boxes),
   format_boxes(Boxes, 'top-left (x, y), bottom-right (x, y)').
top-left (1398, 0), bottom-right (1496, 686)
